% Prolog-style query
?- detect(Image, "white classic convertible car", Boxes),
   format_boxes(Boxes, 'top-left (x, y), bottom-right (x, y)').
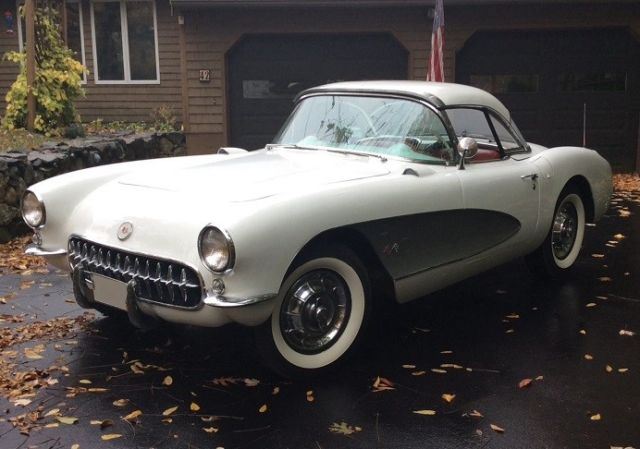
top-left (22, 81), bottom-right (612, 377)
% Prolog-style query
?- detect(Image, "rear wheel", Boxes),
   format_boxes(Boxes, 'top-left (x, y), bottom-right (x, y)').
top-left (254, 245), bottom-right (371, 378)
top-left (526, 187), bottom-right (586, 279)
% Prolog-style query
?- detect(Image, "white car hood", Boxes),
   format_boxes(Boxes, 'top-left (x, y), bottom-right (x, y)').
top-left (117, 149), bottom-right (390, 202)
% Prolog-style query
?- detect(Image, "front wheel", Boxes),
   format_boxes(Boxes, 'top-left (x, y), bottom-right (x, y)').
top-left (526, 187), bottom-right (586, 279)
top-left (254, 245), bottom-right (371, 378)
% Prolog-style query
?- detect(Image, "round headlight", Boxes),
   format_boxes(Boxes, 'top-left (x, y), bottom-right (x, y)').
top-left (198, 226), bottom-right (235, 273)
top-left (21, 191), bottom-right (46, 229)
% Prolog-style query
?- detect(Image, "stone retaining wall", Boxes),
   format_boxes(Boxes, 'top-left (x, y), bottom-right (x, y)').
top-left (0, 132), bottom-right (186, 242)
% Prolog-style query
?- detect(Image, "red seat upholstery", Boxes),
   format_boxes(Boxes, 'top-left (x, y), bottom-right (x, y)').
top-left (473, 148), bottom-right (501, 161)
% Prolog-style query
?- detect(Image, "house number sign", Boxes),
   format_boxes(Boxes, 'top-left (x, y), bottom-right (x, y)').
top-left (199, 69), bottom-right (211, 82)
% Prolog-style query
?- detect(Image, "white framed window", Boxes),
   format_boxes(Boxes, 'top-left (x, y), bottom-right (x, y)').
top-left (90, 0), bottom-right (160, 84)
top-left (16, 0), bottom-right (87, 82)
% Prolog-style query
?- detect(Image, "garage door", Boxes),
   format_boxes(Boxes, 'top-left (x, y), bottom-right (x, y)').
top-left (228, 34), bottom-right (408, 150)
top-left (456, 29), bottom-right (640, 171)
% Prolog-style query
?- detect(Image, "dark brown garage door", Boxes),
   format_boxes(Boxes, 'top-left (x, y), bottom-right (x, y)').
top-left (456, 29), bottom-right (640, 171)
top-left (228, 34), bottom-right (408, 150)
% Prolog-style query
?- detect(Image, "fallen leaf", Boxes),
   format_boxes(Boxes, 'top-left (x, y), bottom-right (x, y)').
top-left (13, 399), bottom-right (32, 407)
top-left (44, 408), bottom-right (60, 417)
top-left (535, 375), bottom-right (544, 381)
top-left (372, 376), bottom-right (395, 392)
top-left (272, 386), bottom-right (280, 395)
top-left (586, 303), bottom-right (597, 308)
top-left (306, 390), bottom-right (315, 402)
top-left (606, 365), bottom-right (613, 373)
top-left (24, 349), bottom-right (43, 360)
top-left (618, 368), bottom-right (629, 373)
top-left (402, 364), bottom-right (416, 369)
top-left (101, 434), bottom-right (122, 441)
top-left (579, 329), bottom-right (587, 335)
top-left (584, 354), bottom-right (594, 360)
top-left (441, 393), bottom-right (456, 403)
top-left (162, 406), bottom-right (178, 416)
top-left (113, 399), bottom-right (129, 407)
top-left (162, 376), bottom-right (173, 386)
top-left (591, 254), bottom-right (605, 258)
top-left (44, 423), bottom-right (59, 428)
top-left (71, 444), bottom-right (79, 449)
top-left (490, 424), bottom-right (505, 433)
top-left (413, 409), bottom-right (436, 415)
top-left (619, 329), bottom-right (635, 337)
top-left (469, 410), bottom-right (484, 418)
top-left (431, 368), bottom-right (447, 374)
top-left (518, 378), bottom-right (533, 389)
top-left (190, 402), bottom-right (201, 412)
top-left (440, 364), bottom-right (464, 369)
top-left (243, 378), bottom-right (260, 387)
top-left (258, 404), bottom-right (268, 413)
top-left (203, 426), bottom-right (219, 433)
top-left (590, 413), bottom-right (601, 421)
top-left (597, 277), bottom-right (612, 282)
top-left (329, 421), bottom-right (362, 435)
top-left (88, 388), bottom-right (109, 393)
top-left (56, 416), bottom-right (79, 425)
top-left (90, 419), bottom-right (113, 429)
top-left (79, 379), bottom-right (92, 385)
top-left (123, 410), bottom-right (142, 422)
top-left (411, 370), bottom-right (426, 376)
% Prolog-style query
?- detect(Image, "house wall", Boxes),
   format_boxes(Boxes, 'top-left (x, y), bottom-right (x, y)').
top-left (0, 0), bottom-right (183, 124)
top-left (180, 6), bottom-right (431, 152)
top-left (75, 0), bottom-right (182, 123)
top-left (180, 2), bottom-right (640, 153)
top-left (444, 2), bottom-right (640, 82)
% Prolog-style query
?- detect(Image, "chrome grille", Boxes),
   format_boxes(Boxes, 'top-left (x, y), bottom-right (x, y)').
top-left (68, 237), bottom-right (202, 309)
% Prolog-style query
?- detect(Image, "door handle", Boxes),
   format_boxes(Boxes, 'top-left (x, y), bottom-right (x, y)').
top-left (521, 173), bottom-right (538, 190)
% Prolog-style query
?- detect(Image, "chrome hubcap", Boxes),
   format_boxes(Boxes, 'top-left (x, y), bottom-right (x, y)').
top-left (280, 269), bottom-right (351, 354)
top-left (552, 201), bottom-right (578, 260)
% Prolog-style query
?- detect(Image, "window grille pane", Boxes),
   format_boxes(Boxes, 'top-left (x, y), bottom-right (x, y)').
top-left (126, 1), bottom-right (157, 80)
top-left (94, 2), bottom-right (124, 80)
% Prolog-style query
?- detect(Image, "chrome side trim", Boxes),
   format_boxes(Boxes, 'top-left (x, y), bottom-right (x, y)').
top-left (25, 244), bottom-right (67, 257)
top-left (204, 293), bottom-right (277, 308)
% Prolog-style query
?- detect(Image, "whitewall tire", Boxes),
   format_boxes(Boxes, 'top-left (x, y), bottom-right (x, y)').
top-left (255, 245), bottom-right (371, 378)
top-left (526, 187), bottom-right (586, 279)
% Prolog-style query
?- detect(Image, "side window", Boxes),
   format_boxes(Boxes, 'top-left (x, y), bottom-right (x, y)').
top-left (447, 108), bottom-right (496, 143)
top-left (489, 115), bottom-right (526, 152)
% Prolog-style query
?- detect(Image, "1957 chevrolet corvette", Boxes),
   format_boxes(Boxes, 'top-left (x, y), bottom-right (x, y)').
top-left (21, 81), bottom-right (612, 376)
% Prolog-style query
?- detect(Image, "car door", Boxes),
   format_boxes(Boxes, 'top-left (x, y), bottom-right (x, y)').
top-left (448, 108), bottom-right (541, 260)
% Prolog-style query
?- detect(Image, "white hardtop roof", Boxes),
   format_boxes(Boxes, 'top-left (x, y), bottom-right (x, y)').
top-left (300, 80), bottom-right (511, 121)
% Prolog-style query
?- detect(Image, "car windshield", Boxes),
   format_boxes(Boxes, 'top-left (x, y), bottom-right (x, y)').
top-left (273, 95), bottom-right (454, 164)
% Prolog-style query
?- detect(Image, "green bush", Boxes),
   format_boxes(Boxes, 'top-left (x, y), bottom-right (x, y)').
top-left (3, 7), bottom-right (85, 134)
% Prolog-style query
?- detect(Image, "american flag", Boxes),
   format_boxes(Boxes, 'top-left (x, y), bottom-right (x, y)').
top-left (427, 0), bottom-right (445, 82)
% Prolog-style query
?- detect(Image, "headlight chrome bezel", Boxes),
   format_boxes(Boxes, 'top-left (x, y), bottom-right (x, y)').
top-left (198, 226), bottom-right (235, 274)
top-left (21, 190), bottom-right (46, 229)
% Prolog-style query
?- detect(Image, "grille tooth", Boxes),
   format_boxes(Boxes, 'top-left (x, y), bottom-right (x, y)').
top-left (67, 237), bottom-right (202, 308)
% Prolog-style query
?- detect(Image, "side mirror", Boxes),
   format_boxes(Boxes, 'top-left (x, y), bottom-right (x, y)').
top-left (456, 137), bottom-right (478, 170)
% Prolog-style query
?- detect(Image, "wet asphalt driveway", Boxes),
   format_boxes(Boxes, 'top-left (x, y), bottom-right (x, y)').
top-left (0, 190), bottom-right (639, 449)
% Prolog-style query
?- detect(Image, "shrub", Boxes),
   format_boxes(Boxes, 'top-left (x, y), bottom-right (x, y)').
top-left (3, 6), bottom-right (85, 134)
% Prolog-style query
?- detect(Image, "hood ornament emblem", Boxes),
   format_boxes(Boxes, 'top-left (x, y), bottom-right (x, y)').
top-left (117, 222), bottom-right (134, 241)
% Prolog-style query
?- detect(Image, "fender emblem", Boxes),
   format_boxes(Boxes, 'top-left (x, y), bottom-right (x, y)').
top-left (117, 222), bottom-right (134, 241)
